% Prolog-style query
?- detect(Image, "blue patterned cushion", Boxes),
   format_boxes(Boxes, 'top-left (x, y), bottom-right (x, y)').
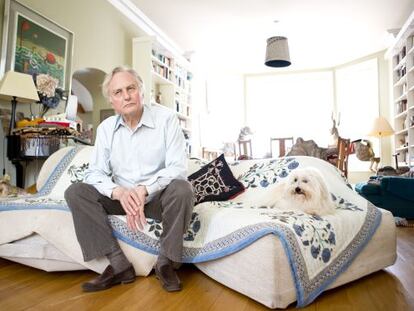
top-left (188, 154), bottom-right (245, 204)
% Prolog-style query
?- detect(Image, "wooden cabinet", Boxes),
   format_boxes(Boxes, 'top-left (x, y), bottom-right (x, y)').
top-left (132, 36), bottom-right (193, 156)
top-left (387, 11), bottom-right (414, 167)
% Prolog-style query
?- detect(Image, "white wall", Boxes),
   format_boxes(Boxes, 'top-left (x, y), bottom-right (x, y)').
top-left (17, 0), bottom-right (143, 73)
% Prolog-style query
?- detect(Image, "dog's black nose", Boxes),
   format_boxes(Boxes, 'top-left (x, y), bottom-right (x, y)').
top-left (295, 187), bottom-right (301, 193)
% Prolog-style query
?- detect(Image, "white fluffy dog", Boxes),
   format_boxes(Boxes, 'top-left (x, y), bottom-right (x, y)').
top-left (260, 168), bottom-right (336, 216)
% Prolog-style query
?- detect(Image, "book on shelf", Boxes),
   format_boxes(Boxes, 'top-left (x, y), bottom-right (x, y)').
top-left (397, 99), bottom-right (408, 113)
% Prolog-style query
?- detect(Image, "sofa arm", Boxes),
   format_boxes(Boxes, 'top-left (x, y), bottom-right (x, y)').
top-left (380, 176), bottom-right (414, 201)
top-left (36, 147), bottom-right (75, 191)
top-left (355, 181), bottom-right (381, 195)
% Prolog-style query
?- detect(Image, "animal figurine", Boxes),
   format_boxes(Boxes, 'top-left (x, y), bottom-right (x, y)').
top-left (353, 139), bottom-right (380, 172)
top-left (0, 174), bottom-right (28, 197)
top-left (238, 126), bottom-right (253, 141)
top-left (287, 137), bottom-right (328, 160)
top-left (329, 112), bottom-right (340, 148)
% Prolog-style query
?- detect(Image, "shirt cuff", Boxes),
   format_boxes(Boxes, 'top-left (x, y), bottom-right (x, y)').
top-left (103, 187), bottom-right (116, 198)
top-left (145, 181), bottom-right (161, 197)
top-left (93, 183), bottom-right (117, 198)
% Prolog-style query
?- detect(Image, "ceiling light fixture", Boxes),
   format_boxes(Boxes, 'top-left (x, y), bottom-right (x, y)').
top-left (265, 20), bottom-right (291, 68)
top-left (265, 36), bottom-right (291, 68)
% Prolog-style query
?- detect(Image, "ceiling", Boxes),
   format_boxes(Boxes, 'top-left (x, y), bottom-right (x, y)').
top-left (130, 0), bottom-right (414, 74)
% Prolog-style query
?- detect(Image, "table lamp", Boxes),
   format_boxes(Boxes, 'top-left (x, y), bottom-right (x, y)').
top-left (367, 116), bottom-right (394, 138)
top-left (0, 71), bottom-right (40, 135)
top-left (367, 116), bottom-right (394, 171)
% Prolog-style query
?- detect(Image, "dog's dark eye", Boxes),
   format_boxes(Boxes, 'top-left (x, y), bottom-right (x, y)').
top-left (303, 179), bottom-right (308, 183)
top-left (294, 178), bottom-right (298, 182)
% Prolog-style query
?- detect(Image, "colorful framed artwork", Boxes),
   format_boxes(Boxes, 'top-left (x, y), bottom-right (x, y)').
top-left (0, 0), bottom-right (74, 91)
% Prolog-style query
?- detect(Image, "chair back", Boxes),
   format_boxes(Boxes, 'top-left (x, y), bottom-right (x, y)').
top-left (237, 139), bottom-right (253, 160)
top-left (336, 137), bottom-right (351, 177)
top-left (270, 137), bottom-right (294, 157)
top-left (201, 147), bottom-right (219, 161)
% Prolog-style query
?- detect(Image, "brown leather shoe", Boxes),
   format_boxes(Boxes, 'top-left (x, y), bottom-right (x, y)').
top-left (154, 261), bottom-right (182, 292)
top-left (82, 265), bottom-right (136, 292)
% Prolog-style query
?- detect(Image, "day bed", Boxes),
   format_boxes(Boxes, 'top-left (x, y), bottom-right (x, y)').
top-left (0, 146), bottom-right (396, 308)
top-left (355, 176), bottom-right (414, 219)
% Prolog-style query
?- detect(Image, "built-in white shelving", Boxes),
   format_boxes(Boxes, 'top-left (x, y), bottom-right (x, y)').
top-left (387, 10), bottom-right (414, 167)
top-left (133, 36), bottom-right (193, 156)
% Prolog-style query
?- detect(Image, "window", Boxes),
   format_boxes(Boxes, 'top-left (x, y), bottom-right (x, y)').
top-left (335, 59), bottom-right (379, 171)
top-left (245, 71), bottom-right (334, 158)
top-left (199, 74), bottom-right (244, 148)
top-left (199, 56), bottom-right (381, 172)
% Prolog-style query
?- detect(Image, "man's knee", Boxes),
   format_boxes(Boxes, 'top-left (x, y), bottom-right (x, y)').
top-left (65, 183), bottom-right (80, 201)
top-left (64, 182), bottom-right (93, 203)
top-left (166, 179), bottom-right (194, 202)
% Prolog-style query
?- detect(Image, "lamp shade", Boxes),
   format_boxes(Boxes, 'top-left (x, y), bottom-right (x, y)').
top-left (367, 116), bottom-right (394, 137)
top-left (0, 71), bottom-right (39, 135)
top-left (265, 36), bottom-right (291, 67)
top-left (0, 71), bottom-right (39, 102)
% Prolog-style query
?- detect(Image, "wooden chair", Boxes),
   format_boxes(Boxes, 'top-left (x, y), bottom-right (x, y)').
top-left (201, 147), bottom-right (219, 161)
top-left (222, 142), bottom-right (237, 161)
top-left (237, 139), bottom-right (253, 160)
top-left (336, 137), bottom-right (351, 177)
top-left (270, 137), bottom-right (294, 158)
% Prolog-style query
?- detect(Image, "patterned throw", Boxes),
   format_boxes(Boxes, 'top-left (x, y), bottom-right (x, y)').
top-left (0, 146), bottom-right (381, 307)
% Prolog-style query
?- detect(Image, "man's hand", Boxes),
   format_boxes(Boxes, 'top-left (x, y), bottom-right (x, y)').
top-left (126, 214), bottom-right (141, 232)
top-left (112, 186), bottom-right (140, 215)
top-left (112, 185), bottom-right (148, 231)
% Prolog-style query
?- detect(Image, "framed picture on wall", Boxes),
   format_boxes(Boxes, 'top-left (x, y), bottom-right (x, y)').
top-left (0, 0), bottom-right (74, 92)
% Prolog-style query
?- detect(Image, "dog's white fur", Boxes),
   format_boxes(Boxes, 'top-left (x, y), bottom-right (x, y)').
top-left (259, 168), bottom-right (336, 216)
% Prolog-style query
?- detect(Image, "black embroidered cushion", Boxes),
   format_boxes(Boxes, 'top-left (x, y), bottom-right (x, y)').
top-left (188, 154), bottom-right (245, 204)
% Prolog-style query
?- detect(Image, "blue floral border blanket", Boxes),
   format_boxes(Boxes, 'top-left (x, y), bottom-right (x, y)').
top-left (0, 147), bottom-right (381, 307)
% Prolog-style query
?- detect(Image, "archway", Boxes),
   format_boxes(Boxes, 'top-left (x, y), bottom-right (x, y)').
top-left (71, 68), bottom-right (108, 142)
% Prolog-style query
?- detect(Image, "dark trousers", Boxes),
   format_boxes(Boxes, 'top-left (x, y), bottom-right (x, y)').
top-left (64, 180), bottom-right (194, 262)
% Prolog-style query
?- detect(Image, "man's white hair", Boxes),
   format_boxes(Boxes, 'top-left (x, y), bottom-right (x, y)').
top-left (101, 65), bottom-right (145, 101)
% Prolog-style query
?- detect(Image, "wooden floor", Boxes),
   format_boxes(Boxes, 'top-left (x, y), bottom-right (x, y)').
top-left (0, 226), bottom-right (413, 311)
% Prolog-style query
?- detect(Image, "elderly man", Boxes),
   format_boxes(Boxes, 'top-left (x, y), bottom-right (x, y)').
top-left (65, 66), bottom-right (194, 292)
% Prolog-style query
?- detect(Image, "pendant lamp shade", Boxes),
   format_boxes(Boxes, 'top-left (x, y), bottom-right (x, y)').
top-left (265, 36), bottom-right (291, 67)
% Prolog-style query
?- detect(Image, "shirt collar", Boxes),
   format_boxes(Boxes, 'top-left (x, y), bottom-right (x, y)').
top-left (140, 104), bottom-right (155, 129)
top-left (114, 104), bottom-right (155, 132)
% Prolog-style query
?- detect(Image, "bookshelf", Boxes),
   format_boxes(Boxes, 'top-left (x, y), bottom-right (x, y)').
top-left (387, 11), bottom-right (414, 167)
top-left (132, 36), bottom-right (193, 156)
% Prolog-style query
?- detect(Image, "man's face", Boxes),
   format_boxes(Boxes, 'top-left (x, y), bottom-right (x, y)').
top-left (108, 71), bottom-right (142, 116)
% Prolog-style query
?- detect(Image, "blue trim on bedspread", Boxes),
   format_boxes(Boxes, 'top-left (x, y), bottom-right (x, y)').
top-left (0, 204), bottom-right (69, 211)
top-left (38, 147), bottom-right (80, 196)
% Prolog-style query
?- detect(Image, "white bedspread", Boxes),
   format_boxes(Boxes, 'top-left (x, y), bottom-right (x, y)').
top-left (0, 146), bottom-right (381, 307)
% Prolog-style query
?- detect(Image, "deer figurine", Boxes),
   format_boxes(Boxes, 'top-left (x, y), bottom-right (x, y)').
top-left (329, 112), bottom-right (340, 148)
